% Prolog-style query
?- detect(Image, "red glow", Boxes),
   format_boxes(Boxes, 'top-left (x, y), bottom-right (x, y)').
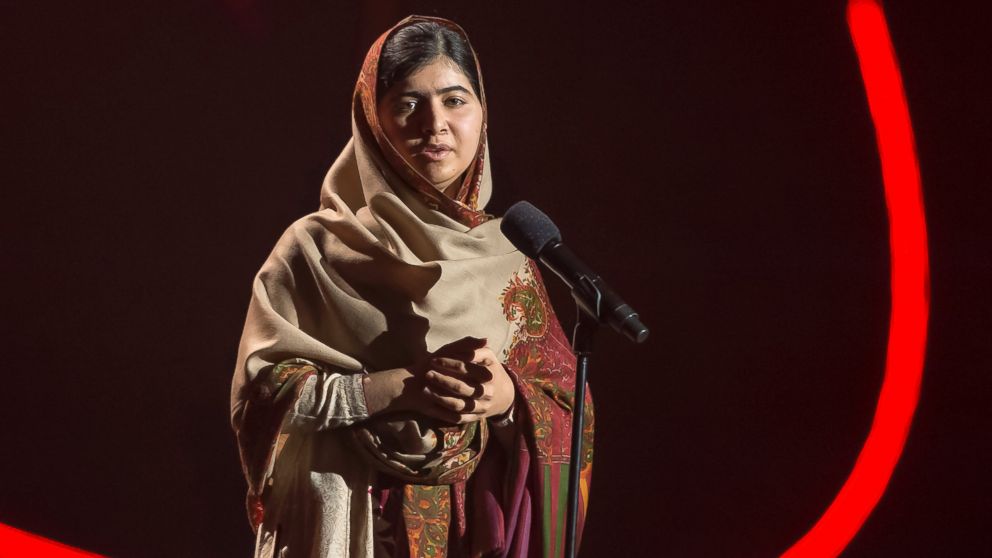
top-left (782, 1), bottom-right (930, 556)
top-left (0, 523), bottom-right (103, 557)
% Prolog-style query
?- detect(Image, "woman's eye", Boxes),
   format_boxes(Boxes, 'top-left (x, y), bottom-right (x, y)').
top-left (397, 100), bottom-right (417, 112)
top-left (445, 97), bottom-right (466, 107)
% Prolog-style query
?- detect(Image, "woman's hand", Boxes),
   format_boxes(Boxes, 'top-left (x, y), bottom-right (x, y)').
top-left (361, 337), bottom-right (516, 425)
top-left (361, 367), bottom-right (420, 417)
top-left (421, 338), bottom-right (516, 425)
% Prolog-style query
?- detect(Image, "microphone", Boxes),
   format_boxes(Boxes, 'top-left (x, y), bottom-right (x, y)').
top-left (500, 201), bottom-right (649, 344)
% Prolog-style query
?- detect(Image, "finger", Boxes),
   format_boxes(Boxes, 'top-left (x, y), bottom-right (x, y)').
top-left (418, 405), bottom-right (463, 425)
top-left (432, 356), bottom-right (491, 384)
top-left (434, 337), bottom-right (488, 358)
top-left (432, 358), bottom-right (491, 386)
top-left (436, 371), bottom-right (492, 400)
top-left (445, 411), bottom-right (484, 425)
top-left (431, 357), bottom-right (471, 377)
top-left (419, 401), bottom-right (485, 425)
top-left (456, 413), bottom-right (483, 424)
top-left (464, 361), bottom-right (493, 383)
top-left (472, 348), bottom-right (498, 367)
top-left (423, 387), bottom-right (477, 413)
top-left (425, 370), bottom-right (481, 398)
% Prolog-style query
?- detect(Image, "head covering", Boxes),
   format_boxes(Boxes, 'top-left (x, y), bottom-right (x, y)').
top-left (322, 14), bottom-right (492, 227)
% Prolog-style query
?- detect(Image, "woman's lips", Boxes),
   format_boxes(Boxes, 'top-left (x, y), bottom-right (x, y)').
top-left (416, 144), bottom-right (452, 162)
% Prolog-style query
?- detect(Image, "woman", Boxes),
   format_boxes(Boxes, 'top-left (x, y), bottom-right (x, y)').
top-left (231, 16), bottom-right (593, 558)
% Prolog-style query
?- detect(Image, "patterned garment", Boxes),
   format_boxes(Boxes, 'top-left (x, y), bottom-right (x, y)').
top-left (500, 260), bottom-right (595, 558)
top-left (354, 16), bottom-right (490, 228)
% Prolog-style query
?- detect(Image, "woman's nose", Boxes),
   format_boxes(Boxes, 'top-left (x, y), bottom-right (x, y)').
top-left (420, 102), bottom-right (448, 135)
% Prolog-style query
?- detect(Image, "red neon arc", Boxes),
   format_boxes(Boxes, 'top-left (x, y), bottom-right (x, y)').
top-left (782, 1), bottom-right (930, 556)
top-left (0, 523), bottom-right (102, 557)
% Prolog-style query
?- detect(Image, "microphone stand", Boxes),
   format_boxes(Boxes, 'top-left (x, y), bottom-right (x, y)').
top-left (563, 278), bottom-right (601, 558)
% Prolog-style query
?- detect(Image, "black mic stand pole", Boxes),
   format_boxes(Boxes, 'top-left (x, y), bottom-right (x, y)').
top-left (563, 280), bottom-right (601, 558)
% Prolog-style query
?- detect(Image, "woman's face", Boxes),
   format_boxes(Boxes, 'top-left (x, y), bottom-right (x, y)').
top-left (377, 57), bottom-right (483, 197)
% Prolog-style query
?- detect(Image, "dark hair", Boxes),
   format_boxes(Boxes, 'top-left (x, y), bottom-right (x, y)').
top-left (377, 21), bottom-right (481, 100)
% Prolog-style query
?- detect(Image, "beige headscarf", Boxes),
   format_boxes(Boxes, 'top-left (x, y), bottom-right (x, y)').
top-left (230, 15), bottom-right (529, 536)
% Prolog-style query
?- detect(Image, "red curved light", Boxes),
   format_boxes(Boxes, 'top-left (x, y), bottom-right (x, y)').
top-left (782, 1), bottom-right (930, 556)
top-left (0, 523), bottom-right (102, 557)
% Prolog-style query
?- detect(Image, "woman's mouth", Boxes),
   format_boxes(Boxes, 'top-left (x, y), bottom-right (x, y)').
top-left (416, 144), bottom-right (453, 162)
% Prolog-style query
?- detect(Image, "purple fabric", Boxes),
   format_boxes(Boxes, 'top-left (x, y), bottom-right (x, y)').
top-left (501, 432), bottom-right (532, 558)
top-left (509, 489), bottom-right (532, 558)
top-left (468, 424), bottom-right (534, 558)
top-left (470, 445), bottom-right (505, 555)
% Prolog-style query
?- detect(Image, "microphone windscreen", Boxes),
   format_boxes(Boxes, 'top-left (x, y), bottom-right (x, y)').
top-left (500, 201), bottom-right (562, 259)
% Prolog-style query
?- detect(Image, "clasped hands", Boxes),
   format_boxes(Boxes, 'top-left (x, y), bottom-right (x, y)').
top-left (363, 336), bottom-right (516, 425)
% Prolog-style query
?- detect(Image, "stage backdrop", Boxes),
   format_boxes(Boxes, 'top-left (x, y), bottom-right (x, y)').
top-left (2, 1), bottom-right (989, 556)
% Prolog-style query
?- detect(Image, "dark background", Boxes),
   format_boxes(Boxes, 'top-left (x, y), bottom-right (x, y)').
top-left (2, 1), bottom-right (990, 556)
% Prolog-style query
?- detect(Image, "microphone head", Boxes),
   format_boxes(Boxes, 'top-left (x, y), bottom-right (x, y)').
top-left (500, 201), bottom-right (562, 259)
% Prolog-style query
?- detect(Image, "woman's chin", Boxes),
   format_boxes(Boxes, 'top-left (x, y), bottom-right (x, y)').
top-left (402, 158), bottom-right (465, 195)
top-left (418, 165), bottom-right (453, 182)
top-left (432, 180), bottom-right (460, 196)
top-left (419, 171), bottom-right (460, 193)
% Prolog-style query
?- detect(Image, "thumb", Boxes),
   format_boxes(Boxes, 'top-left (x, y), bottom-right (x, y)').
top-left (471, 348), bottom-right (497, 367)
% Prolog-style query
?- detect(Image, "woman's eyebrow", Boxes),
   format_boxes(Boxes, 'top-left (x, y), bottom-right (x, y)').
top-left (436, 85), bottom-right (470, 95)
top-left (397, 90), bottom-right (428, 100)
top-left (398, 85), bottom-right (471, 98)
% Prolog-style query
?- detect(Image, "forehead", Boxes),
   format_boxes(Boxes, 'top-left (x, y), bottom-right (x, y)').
top-left (391, 58), bottom-right (473, 93)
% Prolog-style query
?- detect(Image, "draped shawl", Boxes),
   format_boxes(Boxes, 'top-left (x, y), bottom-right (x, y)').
top-left (231, 15), bottom-right (593, 558)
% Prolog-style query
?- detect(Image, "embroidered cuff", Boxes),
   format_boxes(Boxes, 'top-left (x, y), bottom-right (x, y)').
top-left (290, 368), bottom-right (369, 430)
